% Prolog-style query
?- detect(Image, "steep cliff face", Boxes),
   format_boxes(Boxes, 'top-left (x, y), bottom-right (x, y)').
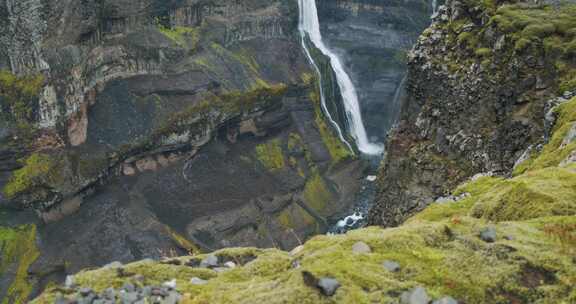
top-left (317, 0), bottom-right (432, 141)
top-left (0, 1), bottom-right (367, 302)
top-left (369, 0), bottom-right (576, 226)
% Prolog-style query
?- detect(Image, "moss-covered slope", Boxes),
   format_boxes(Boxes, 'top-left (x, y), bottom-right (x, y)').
top-left (32, 98), bottom-right (576, 304)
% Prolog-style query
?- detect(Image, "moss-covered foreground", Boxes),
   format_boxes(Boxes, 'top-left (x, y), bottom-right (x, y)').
top-left (1, 225), bottom-right (40, 304)
top-left (31, 100), bottom-right (576, 303)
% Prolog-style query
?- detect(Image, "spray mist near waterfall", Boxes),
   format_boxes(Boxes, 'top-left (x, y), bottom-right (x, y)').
top-left (297, 0), bottom-right (384, 155)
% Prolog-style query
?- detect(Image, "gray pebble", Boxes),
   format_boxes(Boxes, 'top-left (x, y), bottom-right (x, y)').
top-left (190, 277), bottom-right (208, 285)
top-left (383, 260), bottom-right (401, 272)
top-left (140, 286), bottom-right (152, 297)
top-left (55, 295), bottom-right (71, 304)
top-left (161, 291), bottom-right (181, 304)
top-left (152, 287), bottom-right (168, 297)
top-left (133, 274), bottom-right (145, 283)
top-left (433, 296), bottom-right (459, 304)
top-left (103, 288), bottom-right (116, 300)
top-left (480, 227), bottom-right (497, 243)
top-left (401, 286), bottom-right (430, 304)
top-left (352, 241), bottom-right (371, 254)
top-left (162, 279), bottom-right (177, 290)
top-left (102, 261), bottom-right (123, 269)
top-left (213, 267), bottom-right (230, 273)
top-left (122, 283), bottom-right (136, 292)
top-left (119, 291), bottom-right (139, 304)
top-left (317, 278), bottom-right (340, 296)
top-left (79, 287), bottom-right (93, 297)
top-left (200, 255), bottom-right (219, 268)
top-left (64, 276), bottom-right (75, 288)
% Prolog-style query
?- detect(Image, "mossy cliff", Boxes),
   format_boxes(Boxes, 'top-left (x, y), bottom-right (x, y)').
top-left (369, 0), bottom-right (576, 227)
top-left (32, 98), bottom-right (576, 303)
top-left (0, 225), bottom-right (40, 304)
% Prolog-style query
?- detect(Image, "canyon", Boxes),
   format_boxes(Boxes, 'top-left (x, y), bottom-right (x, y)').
top-left (0, 0), bottom-right (429, 301)
top-left (2, 0), bottom-right (576, 303)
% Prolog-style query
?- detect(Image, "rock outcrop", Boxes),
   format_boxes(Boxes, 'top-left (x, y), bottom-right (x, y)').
top-left (369, 0), bottom-right (576, 226)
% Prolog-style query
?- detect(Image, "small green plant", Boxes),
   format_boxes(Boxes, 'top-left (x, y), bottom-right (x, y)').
top-left (255, 139), bottom-right (285, 171)
top-left (3, 153), bottom-right (59, 198)
top-left (0, 70), bottom-right (44, 122)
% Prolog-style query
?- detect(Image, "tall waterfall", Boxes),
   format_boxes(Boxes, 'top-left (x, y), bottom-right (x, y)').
top-left (432, 0), bottom-right (438, 15)
top-left (297, 0), bottom-right (383, 155)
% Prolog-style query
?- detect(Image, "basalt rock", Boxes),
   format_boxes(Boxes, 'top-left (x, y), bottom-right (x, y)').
top-left (369, 0), bottom-right (568, 227)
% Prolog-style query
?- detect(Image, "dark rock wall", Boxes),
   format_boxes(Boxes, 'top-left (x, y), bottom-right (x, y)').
top-left (369, 0), bottom-right (561, 227)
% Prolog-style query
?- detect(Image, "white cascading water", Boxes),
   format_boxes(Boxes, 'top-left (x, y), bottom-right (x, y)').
top-left (432, 0), bottom-right (438, 15)
top-left (392, 75), bottom-right (407, 109)
top-left (298, 0), bottom-right (383, 155)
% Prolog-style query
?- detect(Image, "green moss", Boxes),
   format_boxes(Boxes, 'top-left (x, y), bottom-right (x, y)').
top-left (277, 204), bottom-right (316, 230)
top-left (0, 70), bottom-right (44, 123)
top-left (287, 133), bottom-right (303, 151)
top-left (2, 153), bottom-right (60, 198)
top-left (468, 168), bottom-right (576, 221)
top-left (32, 216), bottom-right (576, 304)
top-left (158, 26), bottom-right (199, 48)
top-left (153, 84), bottom-right (287, 144)
top-left (514, 98), bottom-right (576, 174)
top-left (409, 176), bottom-right (503, 222)
top-left (1, 225), bottom-right (39, 304)
top-left (309, 89), bottom-right (353, 165)
top-left (300, 73), bottom-right (314, 86)
top-left (474, 48), bottom-right (491, 58)
top-left (456, 32), bottom-right (479, 49)
top-left (165, 226), bottom-right (201, 255)
top-left (255, 139), bottom-right (285, 171)
top-left (303, 171), bottom-right (332, 214)
top-left (491, 4), bottom-right (576, 92)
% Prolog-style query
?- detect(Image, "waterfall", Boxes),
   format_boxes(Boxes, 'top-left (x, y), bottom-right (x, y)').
top-left (432, 0), bottom-right (438, 15)
top-left (392, 75), bottom-right (407, 109)
top-left (297, 0), bottom-right (383, 155)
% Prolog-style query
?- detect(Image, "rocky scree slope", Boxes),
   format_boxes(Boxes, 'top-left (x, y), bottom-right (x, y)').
top-left (33, 95), bottom-right (576, 303)
top-left (369, 0), bottom-right (576, 226)
top-left (0, 0), bottom-right (365, 302)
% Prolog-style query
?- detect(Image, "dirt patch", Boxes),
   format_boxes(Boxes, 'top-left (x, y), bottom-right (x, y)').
top-left (520, 264), bottom-right (556, 288)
